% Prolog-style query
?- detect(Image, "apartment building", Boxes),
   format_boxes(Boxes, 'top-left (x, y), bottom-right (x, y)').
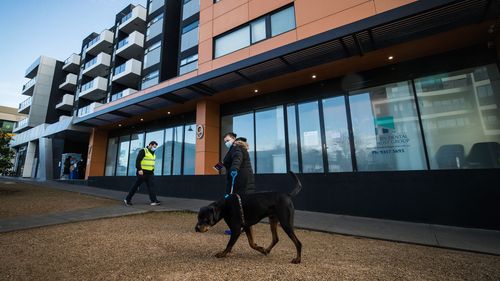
top-left (0, 106), bottom-right (25, 134)
top-left (10, 56), bottom-right (91, 179)
top-left (11, 0), bottom-right (500, 230)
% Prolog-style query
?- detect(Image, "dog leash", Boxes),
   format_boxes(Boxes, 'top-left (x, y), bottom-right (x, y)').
top-left (235, 193), bottom-right (246, 227)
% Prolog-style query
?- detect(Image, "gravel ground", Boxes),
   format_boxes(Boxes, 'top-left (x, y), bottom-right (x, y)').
top-left (0, 181), bottom-right (117, 218)
top-left (1, 211), bottom-right (499, 281)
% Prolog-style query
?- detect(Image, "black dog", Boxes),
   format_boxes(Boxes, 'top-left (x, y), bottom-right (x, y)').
top-left (195, 171), bottom-right (303, 264)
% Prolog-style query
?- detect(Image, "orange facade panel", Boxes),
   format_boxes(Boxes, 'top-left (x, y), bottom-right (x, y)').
top-left (213, 3), bottom-right (249, 36)
top-left (374, 0), bottom-right (417, 13)
top-left (248, 0), bottom-right (293, 19)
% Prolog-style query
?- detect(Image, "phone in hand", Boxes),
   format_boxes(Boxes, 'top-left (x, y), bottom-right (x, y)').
top-left (213, 162), bottom-right (224, 171)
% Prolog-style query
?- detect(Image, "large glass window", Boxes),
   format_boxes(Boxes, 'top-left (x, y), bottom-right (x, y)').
top-left (146, 130), bottom-right (164, 174)
top-left (251, 17), bottom-right (266, 44)
top-left (116, 135), bottom-right (130, 176)
top-left (143, 42), bottom-right (161, 69)
top-left (148, 0), bottom-right (163, 15)
top-left (182, 0), bottom-right (200, 20)
top-left (255, 106), bottom-right (286, 173)
top-left (172, 126), bottom-right (184, 175)
top-left (163, 128), bottom-right (174, 175)
top-left (141, 70), bottom-right (159, 89)
top-left (416, 64), bottom-right (500, 169)
top-left (271, 6), bottom-right (296, 37)
top-left (183, 124), bottom-right (196, 175)
top-left (127, 133), bottom-right (145, 176)
top-left (287, 105), bottom-right (299, 172)
top-left (146, 14), bottom-right (163, 41)
top-left (105, 137), bottom-right (118, 176)
top-left (180, 21), bottom-right (199, 52)
top-left (349, 81), bottom-right (426, 171)
top-left (298, 101), bottom-right (324, 173)
top-left (322, 97), bottom-right (353, 172)
top-left (221, 113), bottom-right (255, 172)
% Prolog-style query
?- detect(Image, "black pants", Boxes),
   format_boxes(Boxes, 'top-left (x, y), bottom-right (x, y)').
top-left (126, 173), bottom-right (158, 203)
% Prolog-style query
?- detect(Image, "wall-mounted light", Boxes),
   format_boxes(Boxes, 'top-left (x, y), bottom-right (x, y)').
top-left (388, 56), bottom-right (394, 60)
top-left (188, 125), bottom-right (193, 132)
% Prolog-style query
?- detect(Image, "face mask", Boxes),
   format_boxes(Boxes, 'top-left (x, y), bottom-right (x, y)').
top-left (150, 146), bottom-right (157, 151)
top-left (224, 140), bottom-right (233, 149)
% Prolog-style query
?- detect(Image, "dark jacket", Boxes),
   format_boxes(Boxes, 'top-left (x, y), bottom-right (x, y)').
top-left (223, 140), bottom-right (255, 194)
top-left (135, 148), bottom-right (155, 175)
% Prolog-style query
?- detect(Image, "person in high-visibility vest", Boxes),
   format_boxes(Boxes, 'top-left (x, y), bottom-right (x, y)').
top-left (124, 141), bottom-right (161, 206)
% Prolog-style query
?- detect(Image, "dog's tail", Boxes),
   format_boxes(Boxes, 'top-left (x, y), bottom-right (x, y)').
top-left (288, 171), bottom-right (302, 197)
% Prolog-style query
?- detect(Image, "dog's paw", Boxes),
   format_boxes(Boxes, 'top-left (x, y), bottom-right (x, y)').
top-left (215, 252), bottom-right (227, 258)
top-left (291, 258), bottom-right (301, 264)
top-left (256, 247), bottom-right (267, 255)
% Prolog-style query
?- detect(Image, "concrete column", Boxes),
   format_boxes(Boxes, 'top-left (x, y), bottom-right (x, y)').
top-left (85, 128), bottom-right (108, 179)
top-left (22, 141), bottom-right (37, 178)
top-left (195, 100), bottom-right (220, 175)
top-left (37, 137), bottom-right (53, 180)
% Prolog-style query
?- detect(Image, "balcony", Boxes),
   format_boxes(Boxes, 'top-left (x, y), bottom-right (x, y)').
top-left (77, 102), bottom-right (103, 117)
top-left (118, 5), bottom-right (146, 34)
top-left (82, 53), bottom-right (111, 77)
top-left (13, 117), bottom-right (30, 133)
top-left (83, 30), bottom-right (114, 56)
top-left (18, 97), bottom-right (32, 114)
top-left (116, 31), bottom-right (144, 59)
top-left (110, 88), bottom-right (137, 102)
top-left (62, 53), bottom-right (81, 73)
top-left (55, 94), bottom-right (74, 111)
top-left (78, 77), bottom-right (108, 100)
top-left (112, 59), bottom-right (141, 88)
top-left (59, 73), bottom-right (78, 91)
top-left (25, 57), bottom-right (40, 78)
top-left (21, 77), bottom-right (36, 96)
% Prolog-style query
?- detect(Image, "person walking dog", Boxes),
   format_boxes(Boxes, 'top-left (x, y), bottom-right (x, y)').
top-left (124, 141), bottom-right (161, 206)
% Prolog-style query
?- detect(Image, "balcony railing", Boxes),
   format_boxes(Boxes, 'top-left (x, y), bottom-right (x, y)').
top-left (117, 38), bottom-right (129, 50)
top-left (84, 35), bottom-right (100, 50)
top-left (14, 117), bottom-right (29, 131)
top-left (81, 80), bottom-right (94, 92)
top-left (84, 57), bottom-right (98, 70)
top-left (120, 12), bottom-right (132, 25)
top-left (114, 63), bottom-right (126, 75)
top-left (19, 96), bottom-right (32, 110)
top-left (22, 77), bottom-right (36, 92)
top-left (110, 88), bottom-right (137, 102)
top-left (77, 102), bottom-right (102, 117)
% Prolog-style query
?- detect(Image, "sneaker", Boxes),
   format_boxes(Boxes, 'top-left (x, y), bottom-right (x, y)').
top-left (150, 201), bottom-right (161, 206)
top-left (124, 199), bottom-right (132, 206)
top-left (224, 229), bottom-right (232, 235)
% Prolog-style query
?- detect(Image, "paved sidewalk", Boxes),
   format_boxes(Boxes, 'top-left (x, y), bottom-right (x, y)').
top-left (2, 178), bottom-right (500, 256)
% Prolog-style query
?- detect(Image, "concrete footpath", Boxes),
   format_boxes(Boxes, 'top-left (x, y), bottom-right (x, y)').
top-left (1, 178), bottom-right (499, 256)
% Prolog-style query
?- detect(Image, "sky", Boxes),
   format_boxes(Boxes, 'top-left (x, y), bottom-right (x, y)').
top-left (0, 0), bottom-right (147, 108)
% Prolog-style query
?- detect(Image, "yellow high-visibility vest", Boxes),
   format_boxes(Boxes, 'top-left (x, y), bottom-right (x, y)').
top-left (140, 148), bottom-right (155, 171)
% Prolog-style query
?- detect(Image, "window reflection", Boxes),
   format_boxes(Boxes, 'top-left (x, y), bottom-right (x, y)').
top-left (146, 130), bottom-right (164, 174)
top-left (298, 101), bottom-right (324, 173)
top-left (127, 133), bottom-right (145, 176)
top-left (105, 137), bottom-right (118, 176)
top-left (255, 106), bottom-right (286, 173)
top-left (349, 82), bottom-right (426, 171)
top-left (116, 135), bottom-right (130, 176)
top-left (287, 105), bottom-right (299, 172)
top-left (322, 97), bottom-right (352, 172)
top-left (163, 128), bottom-right (174, 175)
top-left (416, 64), bottom-right (500, 169)
top-left (172, 126), bottom-right (184, 175)
top-left (183, 124), bottom-right (196, 175)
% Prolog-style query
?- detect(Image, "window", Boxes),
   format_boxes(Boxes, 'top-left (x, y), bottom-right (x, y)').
top-left (143, 41), bottom-right (161, 69)
top-left (270, 6), bottom-right (296, 37)
top-left (148, 0), bottom-right (163, 15)
top-left (183, 124), bottom-right (196, 175)
top-left (179, 53), bottom-right (198, 75)
top-left (322, 97), bottom-right (353, 172)
top-left (215, 26), bottom-right (250, 58)
top-left (105, 137), bottom-right (118, 176)
top-left (146, 13), bottom-right (163, 41)
top-left (180, 21), bottom-right (199, 51)
top-left (116, 135), bottom-right (130, 176)
top-left (214, 5), bottom-right (296, 58)
top-left (415, 64), bottom-right (500, 169)
top-left (163, 128), bottom-right (173, 175)
top-left (141, 70), bottom-right (159, 89)
top-left (349, 82), bottom-right (426, 171)
top-left (298, 101), bottom-right (324, 173)
top-left (287, 105), bottom-right (299, 172)
top-left (221, 113), bottom-right (255, 172)
top-left (127, 133), bottom-right (145, 176)
top-left (172, 126), bottom-right (184, 175)
top-left (255, 107), bottom-right (286, 173)
top-left (182, 0), bottom-right (200, 20)
top-left (146, 130), bottom-right (165, 174)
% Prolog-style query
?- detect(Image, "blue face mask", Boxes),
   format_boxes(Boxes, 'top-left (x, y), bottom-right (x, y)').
top-left (150, 146), bottom-right (157, 152)
top-left (225, 140), bottom-right (233, 149)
